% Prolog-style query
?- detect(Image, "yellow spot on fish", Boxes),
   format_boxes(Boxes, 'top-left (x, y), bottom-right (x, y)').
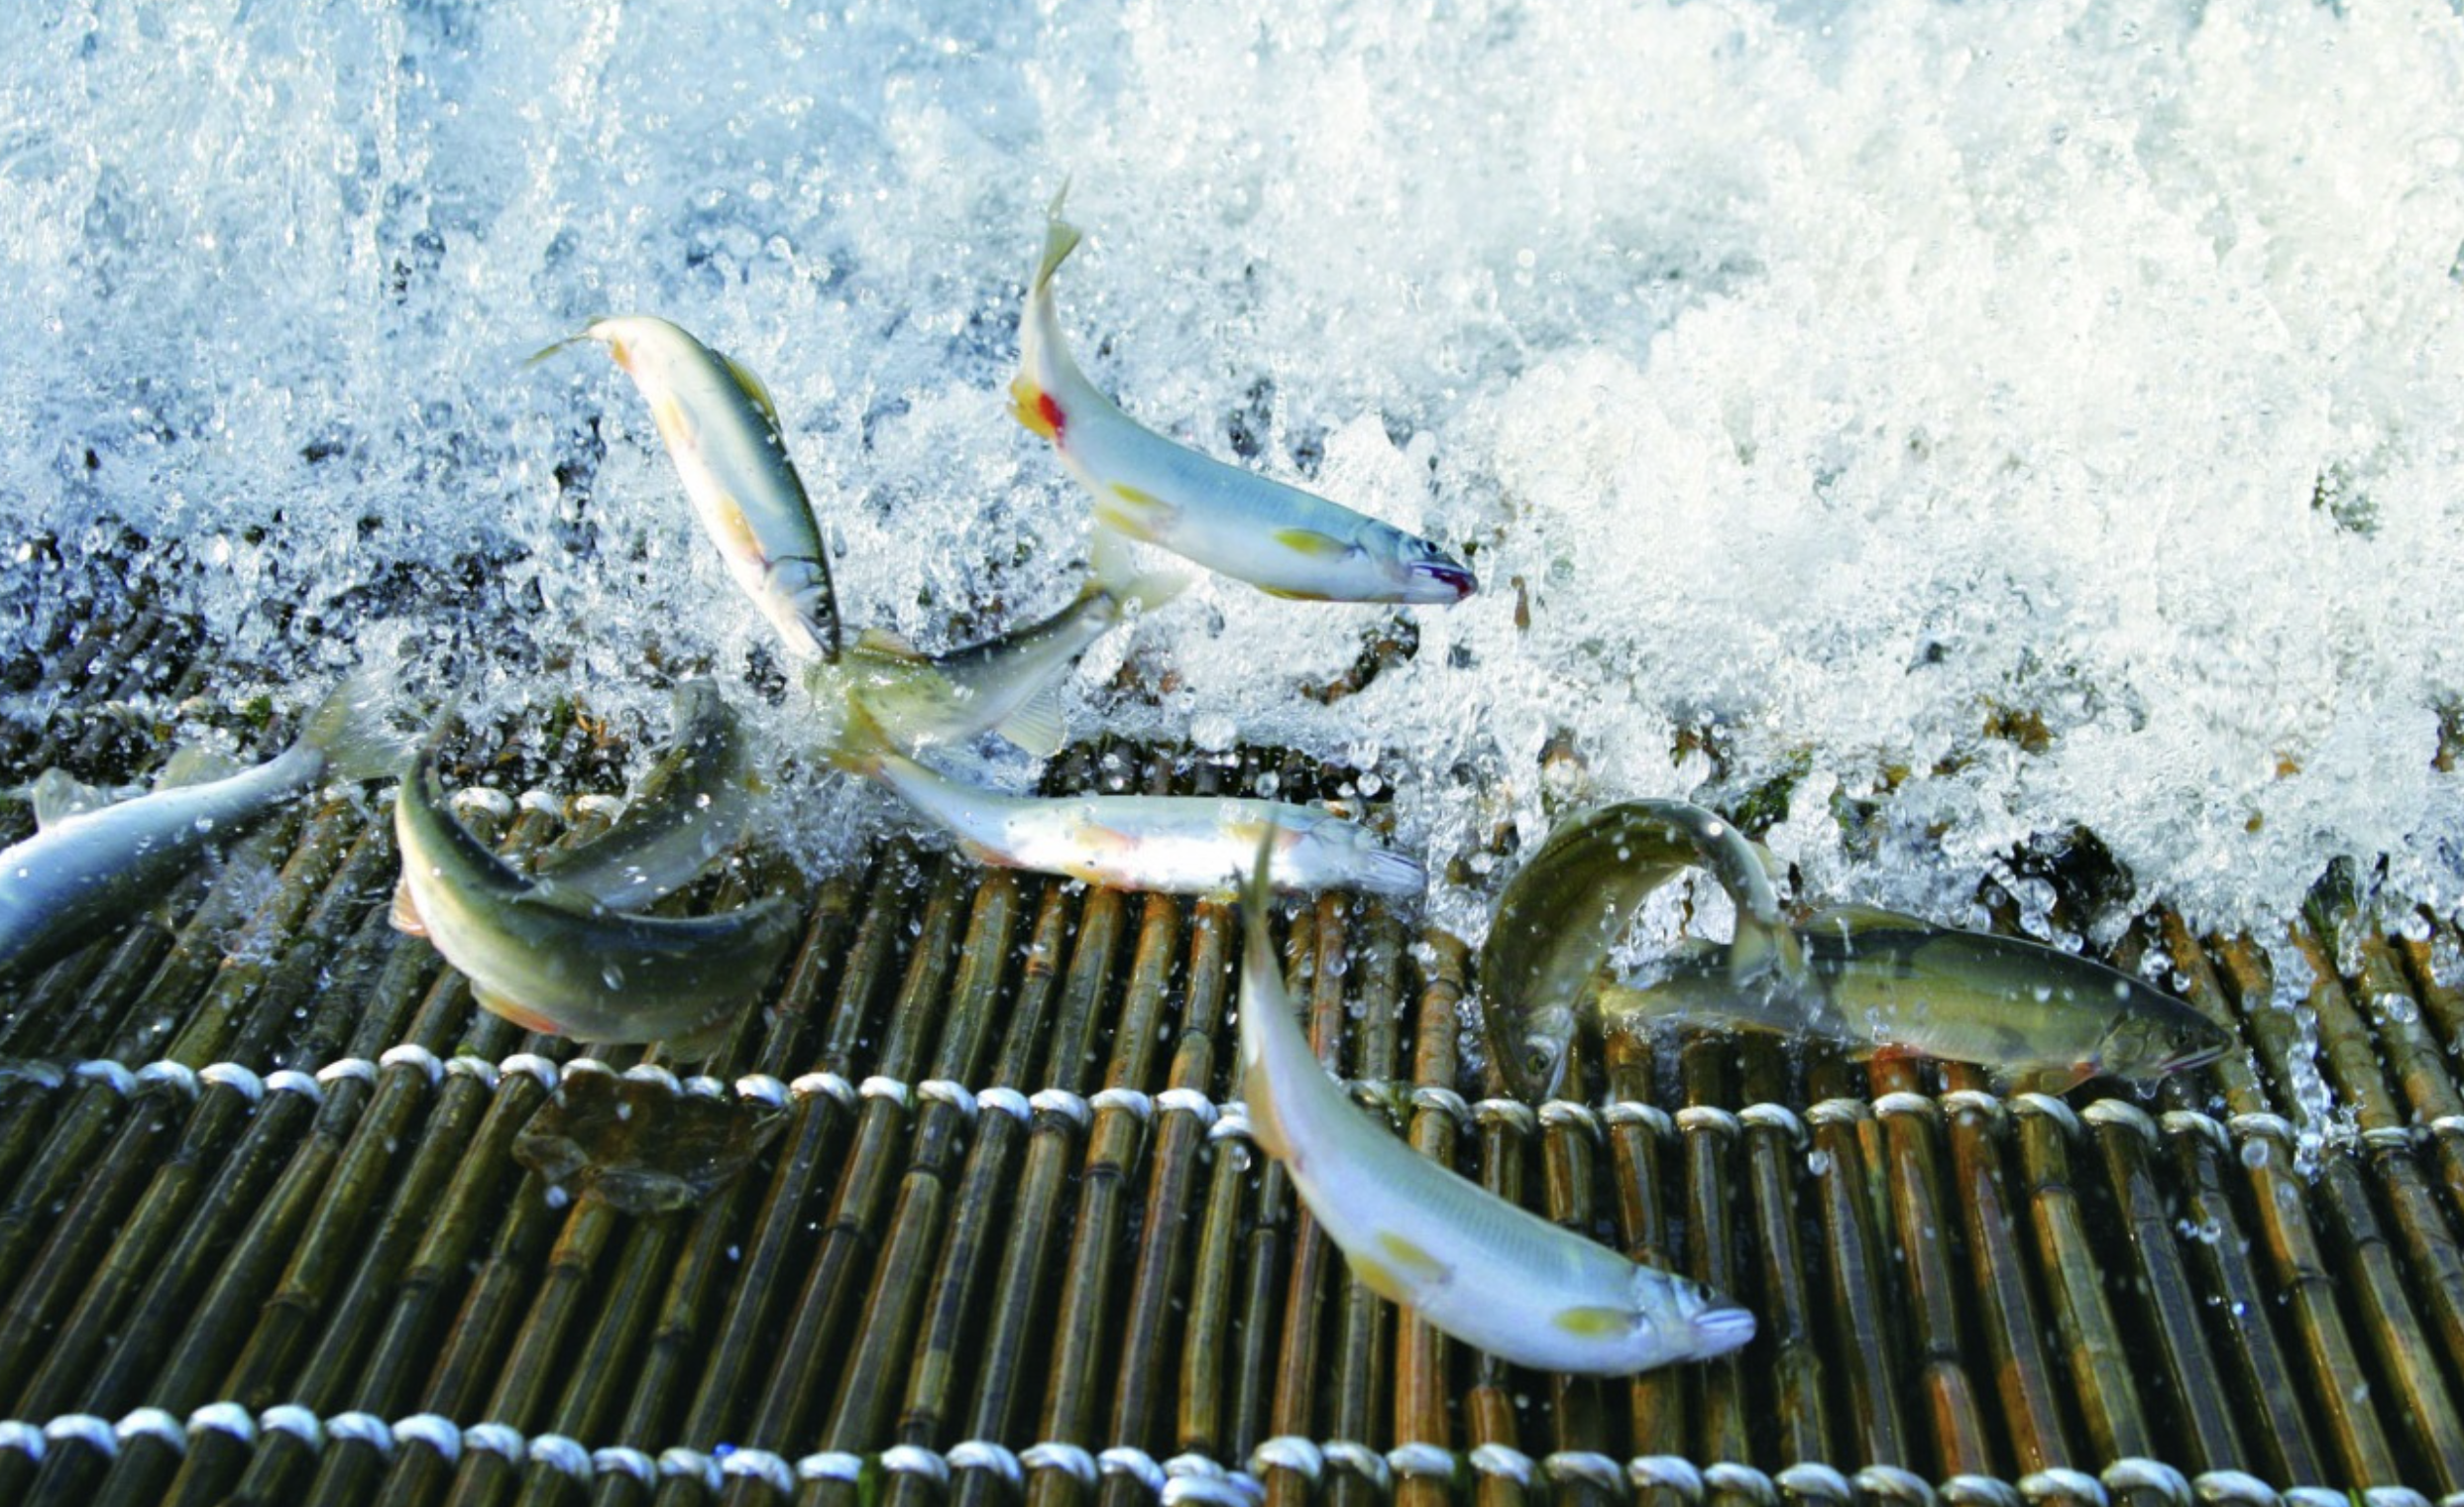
top-left (1272, 526), bottom-right (1351, 558)
top-left (1092, 484), bottom-right (1174, 542)
top-left (711, 497), bottom-right (764, 561)
top-left (653, 396), bottom-right (694, 447)
top-left (1377, 1232), bottom-right (1449, 1284)
top-left (1552, 1306), bottom-right (1632, 1338)
top-left (1348, 1254), bottom-right (1411, 1305)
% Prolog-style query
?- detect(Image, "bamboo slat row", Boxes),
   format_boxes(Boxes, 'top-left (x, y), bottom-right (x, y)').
top-left (5, 681), bottom-right (2464, 1499)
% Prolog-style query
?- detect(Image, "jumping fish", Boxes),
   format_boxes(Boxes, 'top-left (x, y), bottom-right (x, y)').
top-left (392, 714), bottom-right (801, 1054)
top-left (1599, 904), bottom-right (2233, 1093)
top-left (542, 315), bottom-right (840, 659)
top-left (527, 678), bottom-right (762, 911)
top-left (830, 706), bottom-right (1421, 896)
top-left (1010, 190), bottom-right (1478, 605)
top-left (1480, 799), bottom-right (1801, 1101)
top-left (1234, 838), bottom-right (1755, 1374)
top-left (804, 531), bottom-right (1186, 758)
top-left (0, 665), bottom-right (410, 981)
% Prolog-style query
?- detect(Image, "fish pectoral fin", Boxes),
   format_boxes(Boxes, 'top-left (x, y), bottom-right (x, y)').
top-left (1271, 526), bottom-right (1354, 559)
top-left (1093, 491), bottom-right (1175, 540)
top-left (28, 767), bottom-right (113, 827)
top-left (389, 876), bottom-right (428, 938)
top-left (470, 985), bottom-right (571, 1039)
top-left (157, 747), bottom-right (245, 789)
top-left (2012, 1063), bottom-right (2096, 1096)
top-left (1346, 1252), bottom-right (1415, 1307)
top-left (992, 679), bottom-right (1069, 758)
top-left (660, 1009), bottom-right (740, 1064)
top-left (719, 352), bottom-right (785, 426)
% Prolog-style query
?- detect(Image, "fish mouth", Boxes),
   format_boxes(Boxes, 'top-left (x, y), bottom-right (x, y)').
top-left (1400, 559), bottom-right (1479, 604)
top-left (1688, 1298), bottom-right (1757, 1357)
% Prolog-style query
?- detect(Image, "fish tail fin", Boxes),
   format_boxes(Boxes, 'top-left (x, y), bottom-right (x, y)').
top-left (294, 659), bottom-right (420, 783)
top-left (822, 693), bottom-right (893, 778)
top-left (1085, 525), bottom-right (1192, 618)
top-left (1033, 180), bottom-right (1082, 293)
top-left (1356, 845), bottom-right (1426, 899)
top-left (1729, 915), bottom-right (1806, 989)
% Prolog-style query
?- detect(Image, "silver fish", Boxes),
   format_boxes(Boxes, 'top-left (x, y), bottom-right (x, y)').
top-left (1236, 837), bottom-right (1754, 1373)
top-left (1601, 904), bottom-right (2233, 1092)
top-left (0, 665), bottom-right (408, 981)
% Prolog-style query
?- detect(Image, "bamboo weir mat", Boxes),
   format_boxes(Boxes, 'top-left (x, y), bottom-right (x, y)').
top-left (7, 603), bottom-right (2464, 1507)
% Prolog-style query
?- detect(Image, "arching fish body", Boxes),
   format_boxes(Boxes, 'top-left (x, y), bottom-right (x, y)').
top-left (547, 315), bottom-right (840, 659)
top-left (528, 678), bottom-right (762, 911)
top-left (392, 719), bottom-right (799, 1053)
top-left (1236, 840), bottom-right (1754, 1373)
top-left (1480, 799), bottom-right (1801, 1101)
top-left (1011, 193), bottom-right (1476, 605)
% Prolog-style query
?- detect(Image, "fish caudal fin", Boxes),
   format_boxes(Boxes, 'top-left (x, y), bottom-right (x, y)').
top-left (991, 682), bottom-right (1069, 760)
top-left (1729, 915), bottom-right (1807, 990)
top-left (821, 693), bottom-right (894, 778)
top-left (1033, 180), bottom-right (1082, 292)
top-left (294, 659), bottom-right (420, 783)
top-left (1356, 846), bottom-right (1427, 899)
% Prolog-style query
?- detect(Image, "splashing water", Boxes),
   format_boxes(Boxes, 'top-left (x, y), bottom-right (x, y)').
top-left (3, 0), bottom-right (2462, 937)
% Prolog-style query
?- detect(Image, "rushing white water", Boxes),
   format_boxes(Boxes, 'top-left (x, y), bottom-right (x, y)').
top-left (3, 0), bottom-right (2462, 940)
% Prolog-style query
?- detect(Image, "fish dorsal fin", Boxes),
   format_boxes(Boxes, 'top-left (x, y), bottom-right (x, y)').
top-left (853, 626), bottom-right (924, 661)
top-left (720, 352), bottom-right (784, 426)
top-left (29, 768), bottom-right (112, 827)
top-left (158, 747), bottom-right (244, 789)
top-left (1804, 903), bottom-right (1932, 935)
top-left (993, 677), bottom-right (1068, 758)
top-left (389, 876), bottom-right (428, 938)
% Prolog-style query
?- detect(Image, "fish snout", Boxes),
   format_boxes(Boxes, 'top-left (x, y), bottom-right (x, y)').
top-left (1687, 1297), bottom-right (1757, 1358)
top-left (1401, 558), bottom-right (1479, 604)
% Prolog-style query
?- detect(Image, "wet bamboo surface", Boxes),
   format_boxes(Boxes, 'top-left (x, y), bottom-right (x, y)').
top-left (4, 613), bottom-right (2464, 1505)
